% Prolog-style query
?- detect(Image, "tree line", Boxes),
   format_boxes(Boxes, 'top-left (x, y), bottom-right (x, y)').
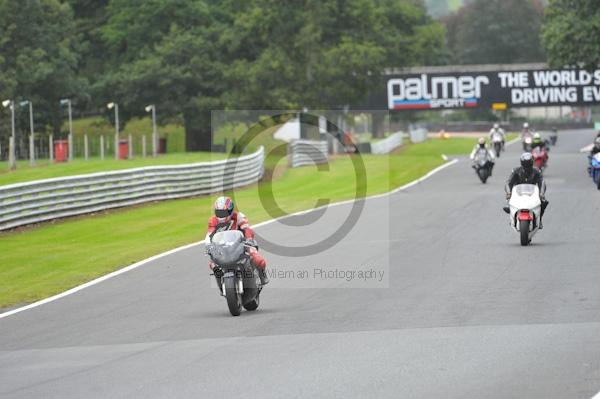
top-left (0, 0), bottom-right (445, 150)
top-left (0, 0), bottom-right (589, 151)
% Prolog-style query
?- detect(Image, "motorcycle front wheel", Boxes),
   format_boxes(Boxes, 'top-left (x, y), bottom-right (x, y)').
top-left (224, 276), bottom-right (242, 316)
top-left (243, 293), bottom-right (260, 311)
top-left (519, 220), bottom-right (530, 246)
top-left (478, 168), bottom-right (488, 184)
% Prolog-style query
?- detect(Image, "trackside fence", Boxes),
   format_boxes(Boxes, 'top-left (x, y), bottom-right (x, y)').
top-left (288, 140), bottom-right (328, 168)
top-left (0, 147), bottom-right (264, 230)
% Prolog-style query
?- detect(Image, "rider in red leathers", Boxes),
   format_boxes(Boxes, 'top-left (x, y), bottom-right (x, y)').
top-left (205, 196), bottom-right (269, 285)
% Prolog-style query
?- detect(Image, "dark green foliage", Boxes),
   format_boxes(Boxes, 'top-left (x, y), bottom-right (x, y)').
top-left (443, 0), bottom-right (545, 65)
top-left (542, 0), bottom-right (600, 69)
top-left (0, 0), bottom-right (447, 149)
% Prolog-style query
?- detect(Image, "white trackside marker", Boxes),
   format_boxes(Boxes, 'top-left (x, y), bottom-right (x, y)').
top-left (0, 159), bottom-right (459, 320)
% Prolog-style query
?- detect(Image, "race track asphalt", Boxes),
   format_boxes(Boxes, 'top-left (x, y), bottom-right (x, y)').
top-left (1, 130), bottom-right (599, 399)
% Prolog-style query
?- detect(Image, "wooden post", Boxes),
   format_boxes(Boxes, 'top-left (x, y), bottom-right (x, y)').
top-left (84, 134), bottom-right (89, 160)
top-left (142, 135), bottom-right (147, 158)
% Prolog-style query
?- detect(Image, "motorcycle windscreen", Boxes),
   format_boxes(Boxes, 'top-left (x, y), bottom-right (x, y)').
top-left (210, 230), bottom-right (245, 265)
top-left (514, 184), bottom-right (537, 197)
top-left (474, 152), bottom-right (488, 165)
top-left (592, 154), bottom-right (600, 167)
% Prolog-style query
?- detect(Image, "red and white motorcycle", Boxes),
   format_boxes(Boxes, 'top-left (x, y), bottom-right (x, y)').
top-left (531, 146), bottom-right (548, 172)
top-left (506, 184), bottom-right (542, 246)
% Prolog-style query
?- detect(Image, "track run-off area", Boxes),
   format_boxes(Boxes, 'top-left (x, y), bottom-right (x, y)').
top-left (1, 130), bottom-right (599, 398)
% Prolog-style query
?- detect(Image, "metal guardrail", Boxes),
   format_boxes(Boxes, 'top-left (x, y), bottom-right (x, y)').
top-left (0, 147), bottom-right (264, 231)
top-left (409, 128), bottom-right (428, 143)
top-left (288, 140), bottom-right (328, 168)
top-left (371, 132), bottom-right (404, 154)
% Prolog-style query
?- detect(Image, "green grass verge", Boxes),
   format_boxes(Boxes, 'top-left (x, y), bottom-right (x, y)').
top-left (0, 138), bottom-right (475, 309)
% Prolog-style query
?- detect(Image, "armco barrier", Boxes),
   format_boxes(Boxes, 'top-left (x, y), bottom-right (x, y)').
top-left (371, 132), bottom-right (404, 154)
top-left (409, 128), bottom-right (428, 143)
top-left (0, 147), bottom-right (264, 231)
top-left (288, 140), bottom-right (328, 168)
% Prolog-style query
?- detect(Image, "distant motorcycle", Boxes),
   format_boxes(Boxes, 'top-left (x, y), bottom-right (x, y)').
top-left (207, 230), bottom-right (263, 316)
top-left (523, 136), bottom-right (533, 152)
top-left (549, 129), bottom-right (558, 146)
top-left (506, 184), bottom-right (542, 246)
top-left (491, 131), bottom-right (503, 157)
top-left (589, 153), bottom-right (600, 190)
top-left (473, 152), bottom-right (493, 184)
top-left (532, 146), bottom-right (548, 171)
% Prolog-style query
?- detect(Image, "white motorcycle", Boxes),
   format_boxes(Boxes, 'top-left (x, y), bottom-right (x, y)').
top-left (491, 132), bottom-right (503, 157)
top-left (506, 184), bottom-right (542, 246)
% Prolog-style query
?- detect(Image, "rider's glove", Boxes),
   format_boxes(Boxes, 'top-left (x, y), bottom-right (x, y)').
top-left (244, 239), bottom-right (258, 249)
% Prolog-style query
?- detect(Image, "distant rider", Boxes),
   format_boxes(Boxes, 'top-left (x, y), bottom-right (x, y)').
top-left (588, 137), bottom-right (600, 175)
top-left (521, 122), bottom-right (533, 151)
top-left (489, 123), bottom-right (506, 150)
top-left (470, 137), bottom-right (495, 176)
top-left (205, 196), bottom-right (269, 285)
top-left (591, 137), bottom-right (600, 157)
top-left (504, 153), bottom-right (549, 229)
top-left (531, 132), bottom-right (547, 151)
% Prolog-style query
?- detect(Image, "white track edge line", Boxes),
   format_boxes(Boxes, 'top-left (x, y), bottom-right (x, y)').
top-left (0, 158), bottom-right (458, 320)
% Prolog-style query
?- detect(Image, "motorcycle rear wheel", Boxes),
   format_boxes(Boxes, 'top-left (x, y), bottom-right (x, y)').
top-left (519, 220), bottom-right (530, 246)
top-left (225, 276), bottom-right (242, 316)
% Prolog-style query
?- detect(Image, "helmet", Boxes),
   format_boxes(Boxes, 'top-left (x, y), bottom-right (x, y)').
top-left (493, 123), bottom-right (499, 129)
top-left (478, 137), bottom-right (486, 148)
top-left (533, 132), bottom-right (541, 142)
top-left (523, 122), bottom-right (529, 129)
top-left (595, 137), bottom-right (600, 148)
top-left (520, 152), bottom-right (533, 171)
top-left (214, 196), bottom-right (234, 223)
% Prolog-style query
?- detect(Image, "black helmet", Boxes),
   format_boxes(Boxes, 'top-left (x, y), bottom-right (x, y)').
top-left (520, 152), bottom-right (533, 171)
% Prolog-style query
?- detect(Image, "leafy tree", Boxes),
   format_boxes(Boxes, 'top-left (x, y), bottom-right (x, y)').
top-left (225, 0), bottom-right (445, 108)
top-left (542, 0), bottom-right (600, 69)
top-left (443, 0), bottom-right (545, 64)
top-left (98, 0), bottom-right (224, 151)
top-left (98, 0), bottom-right (446, 148)
top-left (0, 0), bottom-right (83, 137)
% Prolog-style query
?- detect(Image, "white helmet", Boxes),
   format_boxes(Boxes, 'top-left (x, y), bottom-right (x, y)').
top-left (523, 122), bottom-right (529, 129)
top-left (478, 137), bottom-right (486, 146)
top-left (493, 123), bottom-right (499, 129)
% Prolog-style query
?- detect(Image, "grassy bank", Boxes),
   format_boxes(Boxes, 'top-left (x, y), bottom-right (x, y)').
top-left (0, 137), bottom-right (477, 309)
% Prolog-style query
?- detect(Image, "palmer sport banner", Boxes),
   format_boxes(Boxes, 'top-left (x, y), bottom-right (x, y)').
top-left (385, 69), bottom-right (600, 110)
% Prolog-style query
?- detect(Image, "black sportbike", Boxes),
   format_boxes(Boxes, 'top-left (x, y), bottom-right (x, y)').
top-left (207, 230), bottom-right (263, 316)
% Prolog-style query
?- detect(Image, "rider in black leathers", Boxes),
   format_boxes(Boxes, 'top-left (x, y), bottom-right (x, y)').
top-left (503, 153), bottom-right (549, 228)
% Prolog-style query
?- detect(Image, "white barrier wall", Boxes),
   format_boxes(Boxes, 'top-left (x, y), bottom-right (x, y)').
top-left (288, 140), bottom-right (328, 168)
top-left (371, 132), bottom-right (404, 154)
top-left (0, 147), bottom-right (264, 230)
top-left (409, 128), bottom-right (428, 143)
